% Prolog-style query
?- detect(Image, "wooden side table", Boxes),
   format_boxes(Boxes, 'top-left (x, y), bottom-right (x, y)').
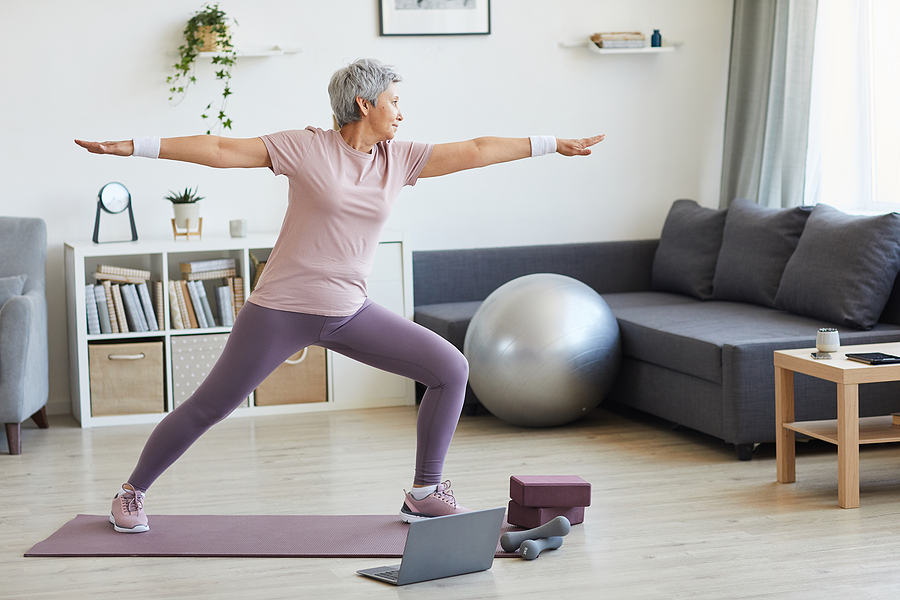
top-left (775, 343), bottom-right (900, 508)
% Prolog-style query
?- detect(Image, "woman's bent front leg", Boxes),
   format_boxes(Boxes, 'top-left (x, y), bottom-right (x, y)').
top-left (319, 301), bottom-right (469, 486)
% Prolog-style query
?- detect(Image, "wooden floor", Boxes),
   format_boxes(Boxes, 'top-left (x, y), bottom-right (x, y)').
top-left (4, 403), bottom-right (900, 599)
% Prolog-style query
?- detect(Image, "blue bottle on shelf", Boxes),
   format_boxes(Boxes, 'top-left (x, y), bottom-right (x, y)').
top-left (651, 29), bottom-right (662, 47)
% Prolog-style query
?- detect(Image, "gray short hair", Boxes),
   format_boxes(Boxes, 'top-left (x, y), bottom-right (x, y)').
top-left (329, 59), bottom-right (402, 128)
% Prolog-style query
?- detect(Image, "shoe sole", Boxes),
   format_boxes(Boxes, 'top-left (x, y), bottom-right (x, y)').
top-left (109, 512), bottom-right (149, 533)
top-left (399, 502), bottom-right (438, 523)
top-left (399, 510), bottom-right (432, 523)
top-left (398, 502), bottom-right (473, 523)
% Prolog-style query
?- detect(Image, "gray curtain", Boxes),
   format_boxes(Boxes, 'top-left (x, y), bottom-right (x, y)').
top-left (720, 0), bottom-right (818, 208)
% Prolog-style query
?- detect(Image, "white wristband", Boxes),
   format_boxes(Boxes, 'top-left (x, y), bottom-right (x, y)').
top-left (530, 136), bottom-right (557, 158)
top-left (132, 137), bottom-right (160, 159)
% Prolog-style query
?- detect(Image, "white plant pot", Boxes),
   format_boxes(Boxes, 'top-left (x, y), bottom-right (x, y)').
top-left (173, 203), bottom-right (200, 230)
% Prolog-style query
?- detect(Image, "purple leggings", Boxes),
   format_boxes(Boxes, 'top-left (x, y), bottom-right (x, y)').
top-left (128, 299), bottom-right (468, 491)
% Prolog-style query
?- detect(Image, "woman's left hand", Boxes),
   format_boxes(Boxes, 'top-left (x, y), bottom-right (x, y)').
top-left (556, 134), bottom-right (606, 157)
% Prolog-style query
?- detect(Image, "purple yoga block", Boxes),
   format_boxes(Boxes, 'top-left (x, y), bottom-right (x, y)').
top-left (507, 501), bottom-right (585, 529)
top-left (509, 475), bottom-right (591, 508)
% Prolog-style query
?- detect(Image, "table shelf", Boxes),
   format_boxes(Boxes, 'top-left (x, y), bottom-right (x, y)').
top-left (785, 415), bottom-right (900, 445)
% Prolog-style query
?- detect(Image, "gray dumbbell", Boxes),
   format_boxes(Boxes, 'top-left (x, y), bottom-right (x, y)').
top-left (500, 516), bottom-right (571, 552)
top-left (520, 536), bottom-right (564, 560)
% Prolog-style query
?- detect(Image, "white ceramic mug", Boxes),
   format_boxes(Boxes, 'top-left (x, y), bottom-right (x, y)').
top-left (816, 328), bottom-right (840, 353)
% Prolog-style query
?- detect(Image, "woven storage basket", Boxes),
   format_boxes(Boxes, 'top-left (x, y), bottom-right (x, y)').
top-left (255, 346), bottom-right (327, 406)
top-left (89, 341), bottom-right (165, 416)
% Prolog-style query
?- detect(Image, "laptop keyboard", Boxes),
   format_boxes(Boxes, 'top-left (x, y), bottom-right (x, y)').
top-left (374, 569), bottom-right (400, 581)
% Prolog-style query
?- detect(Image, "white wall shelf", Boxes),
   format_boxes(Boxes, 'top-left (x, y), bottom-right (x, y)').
top-left (65, 230), bottom-right (414, 428)
top-left (199, 45), bottom-right (301, 58)
top-left (560, 40), bottom-right (682, 54)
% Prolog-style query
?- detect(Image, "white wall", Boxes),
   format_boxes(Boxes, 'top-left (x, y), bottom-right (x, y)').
top-left (0, 0), bottom-right (733, 416)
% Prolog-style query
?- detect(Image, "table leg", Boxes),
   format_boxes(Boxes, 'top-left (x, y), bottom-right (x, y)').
top-left (775, 365), bottom-right (795, 483)
top-left (837, 383), bottom-right (860, 508)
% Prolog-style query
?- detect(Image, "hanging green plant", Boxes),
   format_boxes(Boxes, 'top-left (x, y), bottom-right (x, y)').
top-left (166, 3), bottom-right (238, 135)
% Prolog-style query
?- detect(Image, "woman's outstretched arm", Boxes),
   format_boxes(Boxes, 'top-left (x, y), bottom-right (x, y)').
top-left (418, 134), bottom-right (605, 178)
top-left (74, 136), bottom-right (272, 169)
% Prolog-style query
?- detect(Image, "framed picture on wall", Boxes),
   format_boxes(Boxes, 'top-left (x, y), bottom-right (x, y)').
top-left (379, 0), bottom-right (491, 36)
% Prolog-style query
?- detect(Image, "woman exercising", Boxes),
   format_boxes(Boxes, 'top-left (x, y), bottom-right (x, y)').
top-left (76, 58), bottom-right (604, 533)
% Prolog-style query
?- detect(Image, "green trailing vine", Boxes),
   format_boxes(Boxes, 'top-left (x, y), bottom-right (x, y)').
top-left (167, 4), bottom-right (238, 134)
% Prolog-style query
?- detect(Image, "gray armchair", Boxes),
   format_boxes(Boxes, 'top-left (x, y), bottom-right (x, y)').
top-left (0, 217), bottom-right (49, 454)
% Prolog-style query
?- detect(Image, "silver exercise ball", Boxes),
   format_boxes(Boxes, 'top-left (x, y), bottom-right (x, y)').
top-left (463, 273), bottom-right (621, 427)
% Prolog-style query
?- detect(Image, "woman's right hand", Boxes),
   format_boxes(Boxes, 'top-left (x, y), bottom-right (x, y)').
top-left (74, 139), bottom-right (134, 156)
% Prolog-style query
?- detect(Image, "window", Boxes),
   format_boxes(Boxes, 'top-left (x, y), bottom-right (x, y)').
top-left (804, 0), bottom-right (900, 211)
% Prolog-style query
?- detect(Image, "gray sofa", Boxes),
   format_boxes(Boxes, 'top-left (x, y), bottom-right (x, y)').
top-left (413, 200), bottom-right (900, 459)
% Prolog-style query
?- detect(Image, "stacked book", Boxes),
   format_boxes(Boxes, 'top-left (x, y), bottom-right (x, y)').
top-left (590, 31), bottom-right (646, 49)
top-left (87, 265), bottom-right (163, 334)
top-left (169, 258), bottom-right (244, 330)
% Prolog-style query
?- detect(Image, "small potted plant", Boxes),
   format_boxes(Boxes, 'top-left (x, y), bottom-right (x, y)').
top-left (167, 3), bottom-right (238, 134)
top-left (165, 186), bottom-right (205, 231)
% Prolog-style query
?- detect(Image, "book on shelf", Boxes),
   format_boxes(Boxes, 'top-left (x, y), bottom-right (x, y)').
top-left (102, 280), bottom-right (119, 333)
top-left (111, 284), bottom-right (128, 333)
top-left (121, 284), bottom-right (148, 332)
top-left (590, 31), bottom-right (646, 48)
top-left (117, 284), bottom-right (136, 332)
top-left (216, 285), bottom-right (234, 327)
top-left (185, 280), bottom-right (208, 327)
top-left (154, 281), bottom-right (165, 331)
top-left (180, 258), bottom-right (236, 273)
top-left (137, 282), bottom-right (159, 331)
top-left (93, 284), bottom-right (112, 334)
top-left (130, 284), bottom-right (150, 331)
top-left (168, 280), bottom-right (185, 329)
top-left (178, 280), bottom-right (199, 329)
top-left (193, 280), bottom-right (216, 328)
top-left (598, 40), bottom-right (646, 48)
top-left (93, 272), bottom-right (150, 284)
top-left (230, 277), bottom-right (244, 315)
top-left (183, 267), bottom-right (237, 281)
top-left (85, 285), bottom-right (101, 335)
top-left (96, 264), bottom-right (151, 280)
top-left (893, 413), bottom-right (900, 427)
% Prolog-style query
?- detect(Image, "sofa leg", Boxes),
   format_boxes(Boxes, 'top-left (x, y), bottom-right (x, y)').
top-left (31, 406), bottom-right (49, 429)
top-left (735, 443), bottom-right (754, 461)
top-left (5, 423), bottom-right (21, 455)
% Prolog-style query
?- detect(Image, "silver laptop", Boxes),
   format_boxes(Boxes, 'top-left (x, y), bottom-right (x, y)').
top-left (357, 507), bottom-right (506, 586)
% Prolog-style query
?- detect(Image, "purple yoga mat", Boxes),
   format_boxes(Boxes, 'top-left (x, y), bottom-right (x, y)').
top-left (25, 514), bottom-right (520, 558)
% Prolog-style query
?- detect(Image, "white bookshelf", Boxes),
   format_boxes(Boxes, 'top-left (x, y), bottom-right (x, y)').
top-left (65, 230), bottom-right (415, 427)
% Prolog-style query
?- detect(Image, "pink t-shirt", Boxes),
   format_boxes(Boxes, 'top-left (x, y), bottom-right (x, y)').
top-left (249, 127), bottom-right (433, 316)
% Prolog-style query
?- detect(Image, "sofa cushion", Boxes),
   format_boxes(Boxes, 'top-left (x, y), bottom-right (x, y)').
top-left (651, 200), bottom-right (727, 300)
top-left (774, 204), bottom-right (900, 330)
top-left (607, 292), bottom-right (900, 384)
top-left (602, 291), bottom-right (699, 310)
top-left (0, 274), bottom-right (26, 307)
top-left (414, 301), bottom-right (484, 351)
top-left (712, 199), bottom-right (811, 307)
